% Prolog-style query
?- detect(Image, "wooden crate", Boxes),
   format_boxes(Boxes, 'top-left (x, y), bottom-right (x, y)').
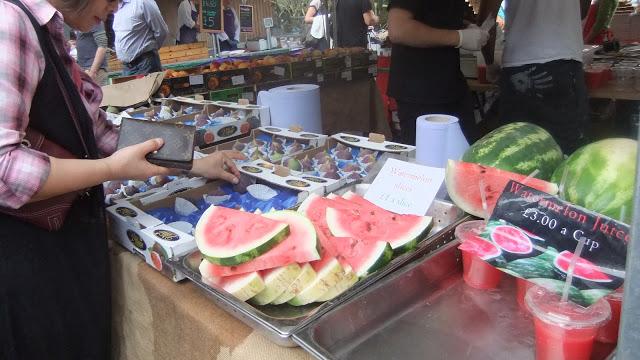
top-left (158, 42), bottom-right (206, 54)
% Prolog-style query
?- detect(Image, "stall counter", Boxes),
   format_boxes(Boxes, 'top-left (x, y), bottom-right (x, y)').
top-left (110, 245), bottom-right (313, 360)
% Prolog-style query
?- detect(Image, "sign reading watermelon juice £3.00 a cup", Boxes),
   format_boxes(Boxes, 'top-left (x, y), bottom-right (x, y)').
top-left (476, 180), bottom-right (627, 306)
top-left (364, 158), bottom-right (445, 216)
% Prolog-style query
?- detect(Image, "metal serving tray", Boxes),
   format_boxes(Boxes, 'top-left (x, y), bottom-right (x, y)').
top-left (172, 184), bottom-right (468, 346)
top-left (293, 240), bottom-right (617, 360)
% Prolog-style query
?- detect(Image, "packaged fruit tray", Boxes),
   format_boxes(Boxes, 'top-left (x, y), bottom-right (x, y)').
top-left (172, 184), bottom-right (468, 346)
top-left (292, 239), bottom-right (617, 360)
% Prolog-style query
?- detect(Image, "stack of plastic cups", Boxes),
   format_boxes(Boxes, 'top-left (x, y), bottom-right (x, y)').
top-left (455, 220), bottom-right (503, 289)
top-left (596, 288), bottom-right (624, 344)
top-left (525, 285), bottom-right (611, 360)
top-left (516, 277), bottom-right (533, 311)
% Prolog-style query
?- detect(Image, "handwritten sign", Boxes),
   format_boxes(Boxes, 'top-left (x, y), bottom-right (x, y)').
top-left (239, 4), bottom-right (254, 33)
top-left (476, 181), bottom-right (628, 306)
top-left (364, 158), bottom-right (444, 216)
top-left (200, 0), bottom-right (222, 32)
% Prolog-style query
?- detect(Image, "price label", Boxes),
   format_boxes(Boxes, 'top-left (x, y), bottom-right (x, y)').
top-left (341, 71), bottom-right (352, 81)
top-left (315, 59), bottom-right (322, 68)
top-left (317, 74), bottom-right (324, 82)
top-left (273, 66), bottom-right (285, 77)
top-left (189, 75), bottom-right (204, 85)
top-left (345, 56), bottom-right (352, 68)
top-left (200, 0), bottom-right (221, 32)
top-left (242, 92), bottom-right (255, 101)
top-left (231, 75), bottom-right (245, 86)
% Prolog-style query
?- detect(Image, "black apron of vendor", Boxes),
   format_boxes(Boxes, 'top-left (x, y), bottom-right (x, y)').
top-left (388, 0), bottom-right (467, 105)
top-left (179, 2), bottom-right (198, 44)
top-left (0, 1), bottom-right (109, 359)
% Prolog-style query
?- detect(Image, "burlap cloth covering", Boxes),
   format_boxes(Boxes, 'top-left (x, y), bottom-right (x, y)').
top-left (110, 246), bottom-right (313, 360)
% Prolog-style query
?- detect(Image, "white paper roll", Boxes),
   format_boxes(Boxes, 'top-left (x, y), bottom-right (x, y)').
top-left (415, 114), bottom-right (469, 168)
top-left (257, 84), bottom-right (323, 134)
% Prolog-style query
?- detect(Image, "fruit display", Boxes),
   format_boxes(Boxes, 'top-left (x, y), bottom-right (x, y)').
top-left (551, 138), bottom-right (637, 224)
top-left (461, 122), bottom-right (564, 181)
top-left (228, 133), bottom-right (312, 164)
top-left (103, 175), bottom-right (176, 204)
top-left (445, 160), bottom-right (559, 218)
top-left (285, 142), bottom-right (381, 181)
top-left (192, 190), bottom-right (433, 305)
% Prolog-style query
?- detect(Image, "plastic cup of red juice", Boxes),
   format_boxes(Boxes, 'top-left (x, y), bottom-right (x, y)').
top-left (456, 220), bottom-right (503, 290)
top-left (596, 288), bottom-right (623, 344)
top-left (526, 285), bottom-right (611, 360)
top-left (516, 277), bottom-right (533, 311)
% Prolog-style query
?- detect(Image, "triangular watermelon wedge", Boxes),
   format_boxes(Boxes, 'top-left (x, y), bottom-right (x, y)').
top-left (198, 210), bottom-right (320, 277)
top-left (445, 160), bottom-right (559, 218)
top-left (195, 206), bottom-right (290, 266)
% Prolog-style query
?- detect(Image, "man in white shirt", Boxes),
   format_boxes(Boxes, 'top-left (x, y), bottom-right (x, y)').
top-left (177, 0), bottom-right (199, 44)
top-left (479, 0), bottom-right (591, 154)
top-left (113, 0), bottom-right (169, 75)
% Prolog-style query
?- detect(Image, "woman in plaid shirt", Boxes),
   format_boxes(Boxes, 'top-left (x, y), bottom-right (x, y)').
top-left (0, 0), bottom-right (243, 358)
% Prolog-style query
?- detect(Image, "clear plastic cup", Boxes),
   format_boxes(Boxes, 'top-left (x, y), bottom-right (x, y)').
top-left (596, 288), bottom-right (623, 344)
top-left (516, 277), bottom-right (533, 311)
top-left (456, 220), bottom-right (504, 290)
top-left (526, 285), bottom-right (611, 360)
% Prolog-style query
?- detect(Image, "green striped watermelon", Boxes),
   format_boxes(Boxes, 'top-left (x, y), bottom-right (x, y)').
top-left (462, 122), bottom-right (564, 181)
top-left (551, 138), bottom-right (637, 224)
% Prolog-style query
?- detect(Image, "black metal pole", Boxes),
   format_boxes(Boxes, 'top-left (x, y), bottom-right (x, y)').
top-left (616, 123), bottom-right (640, 358)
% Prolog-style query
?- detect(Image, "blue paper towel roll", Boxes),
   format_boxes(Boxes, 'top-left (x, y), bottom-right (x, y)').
top-left (415, 114), bottom-right (469, 168)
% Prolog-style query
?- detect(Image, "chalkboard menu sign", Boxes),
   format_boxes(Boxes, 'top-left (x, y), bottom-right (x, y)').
top-left (200, 0), bottom-right (222, 32)
top-left (239, 4), bottom-right (254, 33)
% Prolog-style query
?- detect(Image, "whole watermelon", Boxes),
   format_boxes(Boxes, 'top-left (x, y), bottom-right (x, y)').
top-left (462, 122), bottom-right (564, 181)
top-left (551, 138), bottom-right (637, 224)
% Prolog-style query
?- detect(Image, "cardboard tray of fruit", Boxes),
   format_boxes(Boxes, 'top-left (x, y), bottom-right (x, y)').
top-left (172, 182), bottom-right (468, 347)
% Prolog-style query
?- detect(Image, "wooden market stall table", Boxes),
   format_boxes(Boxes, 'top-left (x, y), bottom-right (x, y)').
top-left (110, 245), bottom-right (313, 360)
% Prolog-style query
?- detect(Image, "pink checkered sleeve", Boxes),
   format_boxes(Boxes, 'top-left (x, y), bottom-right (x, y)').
top-left (0, 2), bottom-right (50, 209)
top-left (76, 69), bottom-right (118, 156)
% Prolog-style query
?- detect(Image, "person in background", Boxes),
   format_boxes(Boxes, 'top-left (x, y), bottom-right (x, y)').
top-left (113, 0), bottom-right (168, 75)
top-left (177, 0), bottom-right (199, 44)
top-left (76, 24), bottom-right (109, 86)
top-left (0, 0), bottom-right (243, 357)
top-left (479, 0), bottom-right (591, 154)
top-left (105, 13), bottom-right (115, 49)
top-left (387, 0), bottom-right (489, 146)
top-left (336, 0), bottom-right (378, 48)
top-left (217, 0), bottom-right (239, 51)
top-left (304, 0), bottom-right (330, 50)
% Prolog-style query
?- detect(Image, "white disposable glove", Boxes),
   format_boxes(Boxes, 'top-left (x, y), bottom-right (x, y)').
top-left (456, 27), bottom-right (489, 51)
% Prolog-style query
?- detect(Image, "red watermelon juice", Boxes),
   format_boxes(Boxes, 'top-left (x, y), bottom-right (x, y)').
top-left (596, 289), bottom-right (623, 344)
top-left (526, 285), bottom-right (611, 360)
top-left (456, 221), bottom-right (503, 289)
top-left (516, 277), bottom-right (533, 312)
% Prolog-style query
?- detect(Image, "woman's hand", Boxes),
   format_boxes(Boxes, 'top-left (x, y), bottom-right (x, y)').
top-left (191, 150), bottom-right (246, 183)
top-left (103, 138), bottom-right (173, 180)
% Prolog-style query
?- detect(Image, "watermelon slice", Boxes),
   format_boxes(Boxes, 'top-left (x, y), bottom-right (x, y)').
top-left (554, 251), bottom-right (611, 283)
top-left (316, 265), bottom-right (359, 302)
top-left (490, 225), bottom-right (533, 254)
top-left (199, 260), bottom-right (265, 301)
top-left (341, 191), bottom-right (434, 253)
top-left (199, 210), bottom-right (320, 277)
top-left (251, 263), bottom-right (303, 305)
top-left (195, 206), bottom-right (290, 266)
top-left (271, 263), bottom-right (316, 305)
top-left (288, 258), bottom-right (345, 306)
top-left (298, 194), bottom-right (392, 277)
top-left (445, 160), bottom-right (559, 218)
top-left (458, 233), bottom-right (502, 260)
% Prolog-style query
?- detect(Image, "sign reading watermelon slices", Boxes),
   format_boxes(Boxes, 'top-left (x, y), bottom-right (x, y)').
top-left (476, 180), bottom-right (627, 306)
top-left (364, 158), bottom-right (444, 216)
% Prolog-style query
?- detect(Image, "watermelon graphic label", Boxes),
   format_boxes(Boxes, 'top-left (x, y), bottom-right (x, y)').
top-left (477, 180), bottom-right (628, 306)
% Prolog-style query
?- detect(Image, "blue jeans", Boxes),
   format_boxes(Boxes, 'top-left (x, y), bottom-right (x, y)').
top-left (122, 50), bottom-right (162, 76)
top-left (500, 60), bottom-right (589, 154)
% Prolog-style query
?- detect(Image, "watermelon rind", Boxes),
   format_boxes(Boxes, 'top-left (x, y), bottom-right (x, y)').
top-left (551, 138), bottom-right (637, 224)
top-left (199, 260), bottom-right (266, 302)
top-left (316, 265), bottom-right (359, 302)
top-left (341, 191), bottom-right (434, 254)
top-left (196, 206), bottom-right (290, 266)
top-left (325, 207), bottom-right (394, 277)
top-left (251, 264), bottom-right (302, 305)
top-left (271, 263), bottom-right (316, 305)
top-left (462, 122), bottom-right (564, 181)
top-left (288, 258), bottom-right (345, 306)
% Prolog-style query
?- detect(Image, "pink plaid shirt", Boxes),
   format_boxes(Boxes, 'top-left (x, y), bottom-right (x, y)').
top-left (0, 0), bottom-right (118, 209)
